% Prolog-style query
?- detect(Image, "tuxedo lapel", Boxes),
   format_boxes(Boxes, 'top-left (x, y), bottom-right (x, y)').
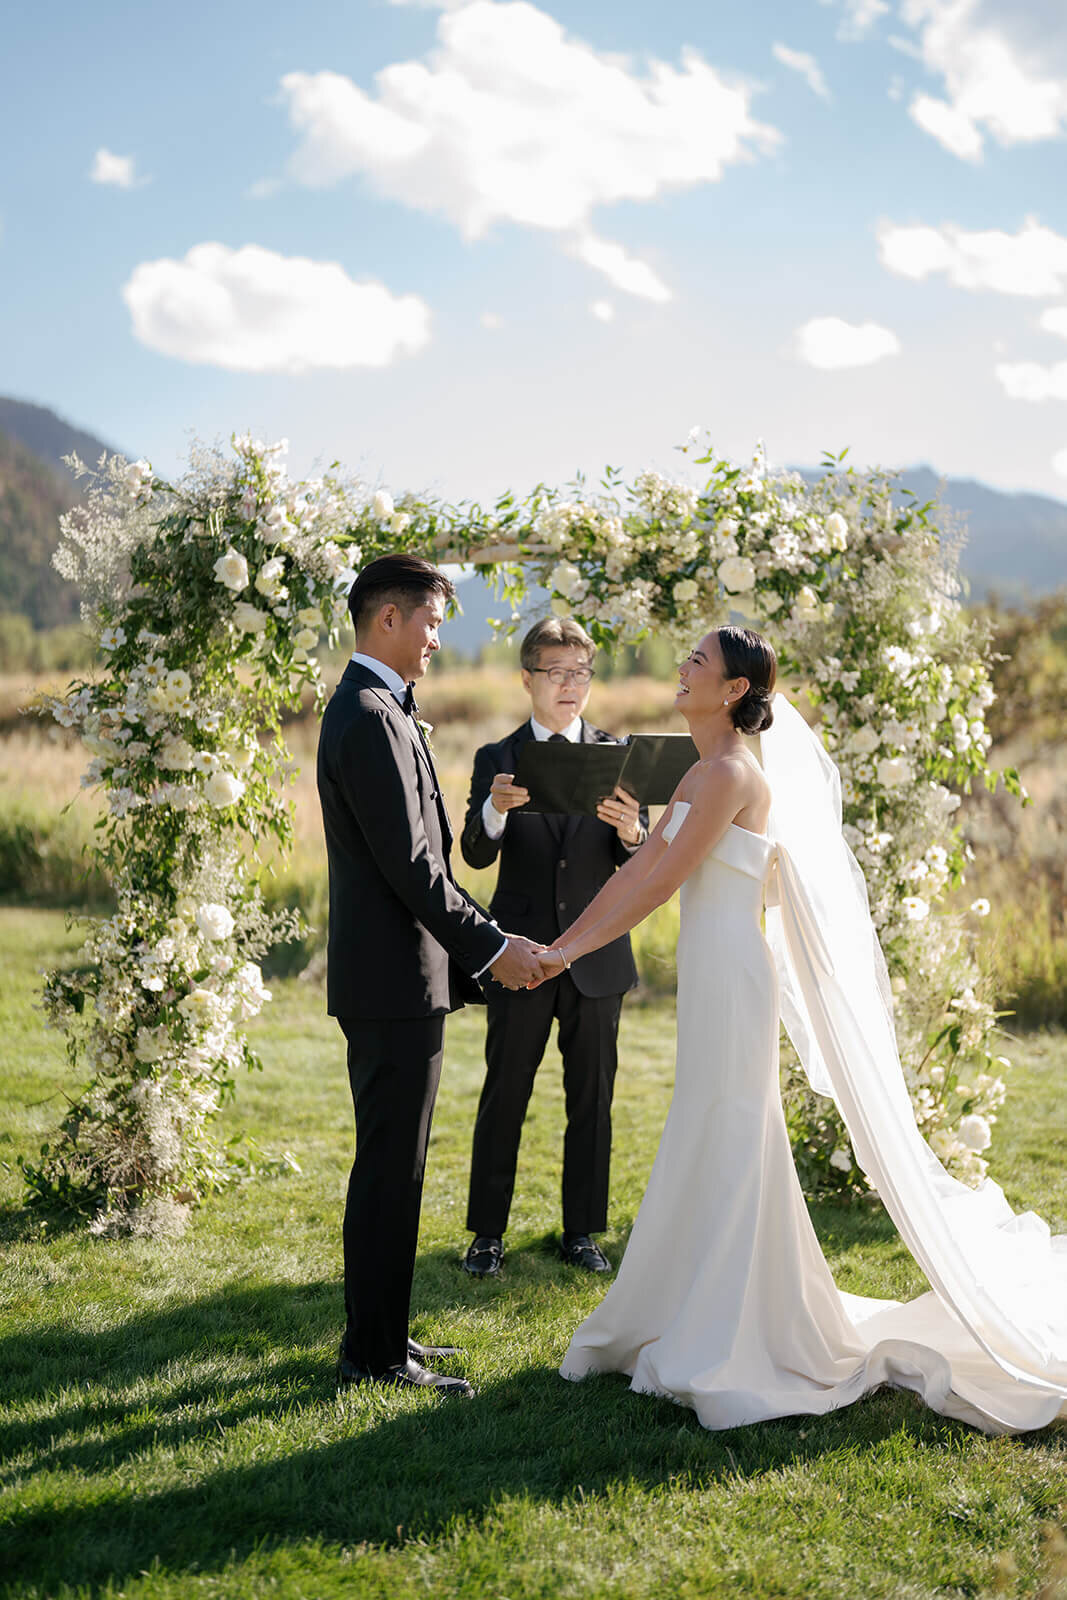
top-left (345, 661), bottom-right (450, 846)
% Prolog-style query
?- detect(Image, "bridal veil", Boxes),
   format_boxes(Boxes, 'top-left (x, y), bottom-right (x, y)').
top-left (760, 694), bottom-right (1066, 1427)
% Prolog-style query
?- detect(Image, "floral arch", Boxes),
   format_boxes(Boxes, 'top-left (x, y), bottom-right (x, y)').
top-left (28, 434), bottom-right (1019, 1234)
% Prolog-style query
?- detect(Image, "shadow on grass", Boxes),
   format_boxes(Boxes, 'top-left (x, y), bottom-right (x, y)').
top-left (5, 1261), bottom-right (1058, 1598)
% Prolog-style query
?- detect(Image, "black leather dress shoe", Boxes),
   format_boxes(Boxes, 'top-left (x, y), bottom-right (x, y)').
top-left (462, 1235), bottom-right (504, 1277)
top-left (560, 1233), bottom-right (612, 1273)
top-left (408, 1337), bottom-right (462, 1361)
top-left (337, 1344), bottom-right (474, 1397)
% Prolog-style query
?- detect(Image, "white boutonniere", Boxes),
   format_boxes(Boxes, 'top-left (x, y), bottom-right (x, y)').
top-left (416, 718), bottom-right (435, 751)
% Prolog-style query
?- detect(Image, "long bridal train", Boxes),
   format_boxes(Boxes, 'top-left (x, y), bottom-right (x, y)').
top-left (561, 697), bottom-right (1067, 1435)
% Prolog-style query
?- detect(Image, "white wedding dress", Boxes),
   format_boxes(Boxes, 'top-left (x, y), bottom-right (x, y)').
top-left (561, 701), bottom-right (1067, 1435)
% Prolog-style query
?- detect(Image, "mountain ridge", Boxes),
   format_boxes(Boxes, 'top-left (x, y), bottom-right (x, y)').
top-left (0, 395), bottom-right (1063, 640)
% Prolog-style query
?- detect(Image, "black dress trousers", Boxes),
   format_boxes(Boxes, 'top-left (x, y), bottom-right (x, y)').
top-left (339, 1013), bottom-right (445, 1374)
top-left (466, 973), bottom-right (623, 1239)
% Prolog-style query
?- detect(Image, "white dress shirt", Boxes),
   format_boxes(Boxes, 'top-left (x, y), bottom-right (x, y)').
top-left (351, 652), bottom-right (507, 978)
top-left (350, 651), bottom-right (408, 704)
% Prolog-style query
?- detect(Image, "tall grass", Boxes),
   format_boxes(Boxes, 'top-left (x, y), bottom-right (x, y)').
top-left (2, 663), bottom-right (1064, 1019)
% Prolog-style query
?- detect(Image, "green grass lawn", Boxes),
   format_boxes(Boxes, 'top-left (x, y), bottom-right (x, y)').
top-left (1, 908), bottom-right (1064, 1600)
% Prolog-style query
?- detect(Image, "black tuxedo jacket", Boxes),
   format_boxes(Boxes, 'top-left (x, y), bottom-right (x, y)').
top-left (460, 720), bottom-right (646, 1000)
top-left (317, 660), bottom-right (504, 1020)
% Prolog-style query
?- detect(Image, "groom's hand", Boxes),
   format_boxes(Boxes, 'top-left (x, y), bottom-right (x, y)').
top-left (490, 936), bottom-right (544, 990)
top-left (526, 948), bottom-right (566, 990)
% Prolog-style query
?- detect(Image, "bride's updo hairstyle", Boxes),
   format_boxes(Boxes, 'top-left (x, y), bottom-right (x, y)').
top-left (717, 626), bottom-right (777, 735)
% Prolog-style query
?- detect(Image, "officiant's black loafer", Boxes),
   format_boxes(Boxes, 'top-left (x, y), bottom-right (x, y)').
top-left (408, 1337), bottom-right (462, 1361)
top-left (462, 1235), bottom-right (504, 1277)
top-left (337, 1345), bottom-right (474, 1397)
top-left (560, 1234), bottom-right (612, 1273)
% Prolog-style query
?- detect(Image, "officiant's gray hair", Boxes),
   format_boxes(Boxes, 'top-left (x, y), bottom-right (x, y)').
top-left (520, 617), bottom-right (595, 672)
top-left (348, 553), bottom-right (456, 638)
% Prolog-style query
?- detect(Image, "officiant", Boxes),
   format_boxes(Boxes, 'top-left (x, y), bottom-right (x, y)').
top-left (459, 618), bottom-right (648, 1277)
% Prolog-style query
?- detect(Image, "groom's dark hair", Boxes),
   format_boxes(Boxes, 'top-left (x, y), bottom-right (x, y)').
top-left (348, 553), bottom-right (456, 639)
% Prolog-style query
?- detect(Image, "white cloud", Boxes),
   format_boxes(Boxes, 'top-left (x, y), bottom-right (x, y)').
top-left (1053, 446), bottom-right (1067, 479)
top-left (590, 300), bottom-right (615, 322)
top-left (90, 148), bottom-right (144, 189)
top-left (277, 1), bottom-right (779, 298)
top-left (122, 243), bottom-right (430, 373)
top-left (995, 359), bottom-right (1067, 401)
top-left (1039, 306), bottom-right (1067, 339)
top-left (897, 0), bottom-right (1067, 159)
top-left (821, 0), bottom-right (889, 41)
top-left (878, 219), bottom-right (1067, 297)
top-left (772, 43), bottom-right (831, 100)
top-left (568, 234), bottom-right (671, 303)
top-left (480, 310), bottom-right (504, 330)
top-left (794, 316), bottom-right (901, 369)
top-left (907, 92), bottom-right (984, 159)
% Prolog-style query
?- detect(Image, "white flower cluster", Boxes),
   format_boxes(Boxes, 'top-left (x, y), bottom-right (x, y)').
top-left (522, 442), bottom-right (1012, 1191)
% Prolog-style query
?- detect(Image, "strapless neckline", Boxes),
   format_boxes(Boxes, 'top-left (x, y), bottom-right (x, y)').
top-left (667, 800), bottom-right (767, 843)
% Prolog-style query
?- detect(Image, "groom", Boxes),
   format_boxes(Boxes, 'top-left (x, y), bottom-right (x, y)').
top-left (317, 552), bottom-right (543, 1396)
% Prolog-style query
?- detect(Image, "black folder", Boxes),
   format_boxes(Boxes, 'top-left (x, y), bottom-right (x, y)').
top-left (513, 733), bottom-right (699, 817)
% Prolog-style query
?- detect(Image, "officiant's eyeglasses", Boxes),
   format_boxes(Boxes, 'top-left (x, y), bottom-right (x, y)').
top-left (530, 667), bottom-right (595, 685)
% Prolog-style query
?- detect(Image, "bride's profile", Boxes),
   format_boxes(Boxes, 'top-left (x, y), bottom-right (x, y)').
top-left (533, 625), bottom-right (1067, 1435)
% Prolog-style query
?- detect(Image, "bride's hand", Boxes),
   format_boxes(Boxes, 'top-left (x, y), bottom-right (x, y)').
top-left (527, 948), bottom-right (567, 989)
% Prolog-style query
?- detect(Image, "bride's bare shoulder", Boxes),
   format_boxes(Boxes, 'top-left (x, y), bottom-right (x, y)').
top-left (679, 748), bottom-right (770, 814)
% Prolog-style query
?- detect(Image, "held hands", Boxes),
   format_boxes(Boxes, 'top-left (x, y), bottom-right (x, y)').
top-left (596, 784), bottom-right (643, 846)
top-left (530, 948), bottom-right (567, 989)
top-left (489, 936), bottom-right (545, 990)
top-left (489, 772), bottom-right (530, 815)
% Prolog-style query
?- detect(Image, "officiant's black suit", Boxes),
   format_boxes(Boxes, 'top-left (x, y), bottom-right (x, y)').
top-left (318, 659), bottom-right (504, 1373)
top-left (460, 719), bottom-right (645, 1239)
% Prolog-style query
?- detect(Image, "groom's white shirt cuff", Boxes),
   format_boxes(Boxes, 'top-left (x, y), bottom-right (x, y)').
top-left (351, 654), bottom-right (507, 979)
top-left (480, 714), bottom-right (581, 839)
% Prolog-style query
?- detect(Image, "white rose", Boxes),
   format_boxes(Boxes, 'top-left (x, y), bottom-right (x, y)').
top-left (293, 627), bottom-right (319, 651)
top-left (791, 585), bottom-right (820, 623)
top-left (204, 770), bottom-right (246, 808)
top-left (213, 547), bottom-right (249, 592)
top-left (829, 1148), bottom-right (852, 1172)
top-left (296, 606), bottom-right (323, 629)
top-left (254, 556), bottom-right (287, 599)
top-left (673, 578), bottom-right (699, 604)
top-left (158, 736), bottom-right (194, 771)
top-left (825, 511), bottom-right (848, 551)
top-left (877, 756), bottom-right (912, 788)
top-left (549, 562), bottom-right (583, 598)
top-left (178, 987), bottom-right (220, 1026)
top-left (390, 511), bottom-right (412, 535)
top-left (760, 592), bottom-right (784, 616)
top-left (550, 597), bottom-right (572, 618)
top-left (718, 555), bottom-right (756, 593)
top-left (233, 601), bottom-right (269, 634)
top-left (958, 1113), bottom-right (992, 1152)
top-left (372, 489), bottom-right (395, 520)
top-left (196, 903), bottom-right (235, 942)
top-left (848, 726), bottom-right (880, 755)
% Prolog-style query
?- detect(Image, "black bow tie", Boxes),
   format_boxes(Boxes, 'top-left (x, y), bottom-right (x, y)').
top-left (548, 732), bottom-right (567, 742)
top-left (402, 683), bottom-right (418, 718)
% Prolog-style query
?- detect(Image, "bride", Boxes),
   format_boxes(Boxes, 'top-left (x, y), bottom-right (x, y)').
top-left (533, 625), bottom-right (1067, 1435)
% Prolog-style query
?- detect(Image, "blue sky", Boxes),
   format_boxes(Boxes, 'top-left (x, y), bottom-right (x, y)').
top-left (4, 0), bottom-right (1067, 506)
